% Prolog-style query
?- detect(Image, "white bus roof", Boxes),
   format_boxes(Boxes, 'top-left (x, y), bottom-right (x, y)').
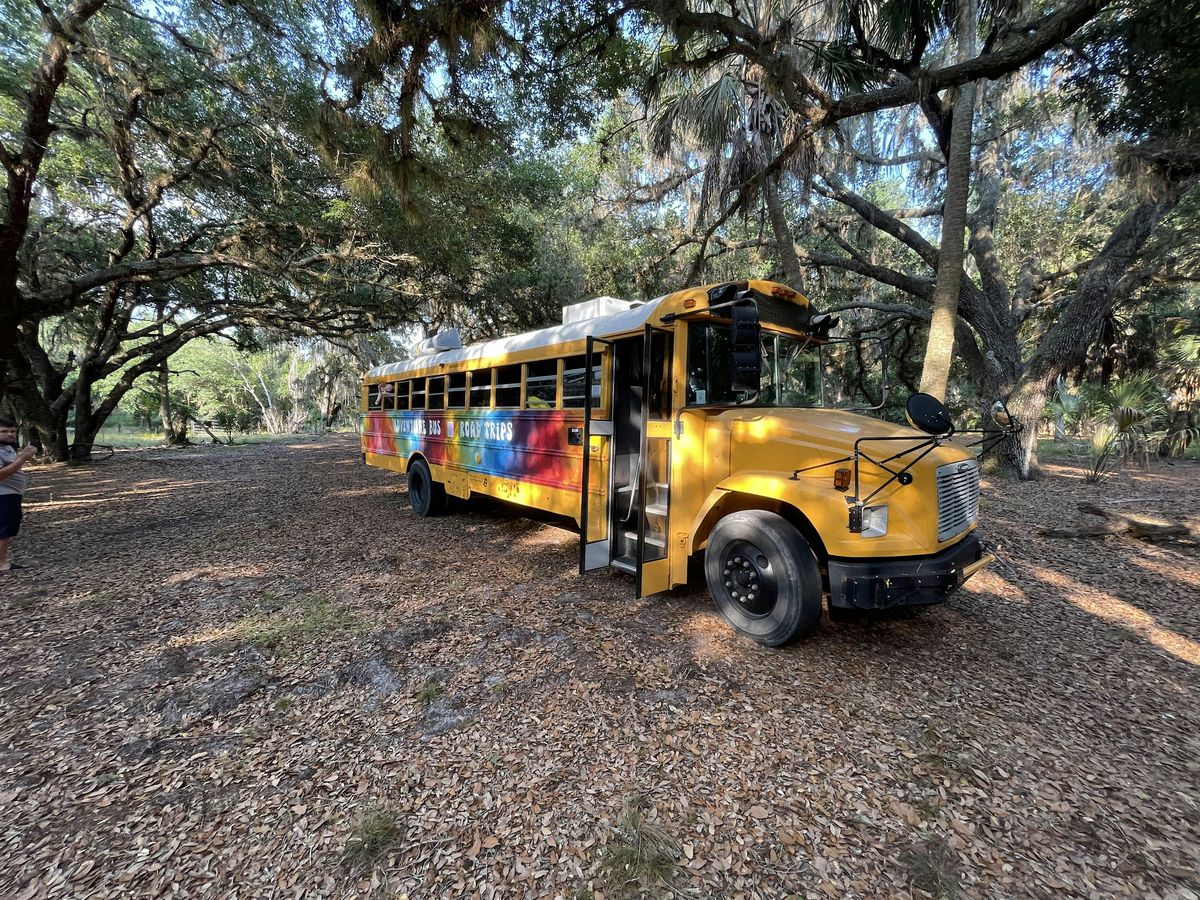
top-left (365, 294), bottom-right (667, 379)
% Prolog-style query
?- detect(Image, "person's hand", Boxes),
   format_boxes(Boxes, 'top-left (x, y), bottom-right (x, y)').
top-left (17, 446), bottom-right (37, 462)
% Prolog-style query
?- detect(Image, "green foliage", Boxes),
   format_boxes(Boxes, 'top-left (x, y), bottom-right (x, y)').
top-left (108, 331), bottom-right (403, 436)
top-left (1065, 0), bottom-right (1200, 139)
top-left (1053, 371), bottom-right (1197, 480)
top-left (1045, 377), bottom-right (1083, 433)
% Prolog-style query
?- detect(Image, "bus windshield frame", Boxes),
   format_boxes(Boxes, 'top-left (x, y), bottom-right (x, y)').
top-left (685, 320), bottom-right (887, 411)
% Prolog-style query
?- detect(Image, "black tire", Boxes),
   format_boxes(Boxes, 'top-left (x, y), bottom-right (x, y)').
top-left (704, 510), bottom-right (822, 646)
top-left (406, 457), bottom-right (447, 517)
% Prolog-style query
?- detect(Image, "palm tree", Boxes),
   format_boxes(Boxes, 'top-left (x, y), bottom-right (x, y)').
top-left (645, 6), bottom-right (824, 287)
top-left (918, 0), bottom-right (978, 400)
top-left (1158, 326), bottom-right (1200, 455)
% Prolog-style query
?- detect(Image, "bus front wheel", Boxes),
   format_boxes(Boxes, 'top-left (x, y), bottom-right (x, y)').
top-left (406, 458), bottom-right (447, 517)
top-left (704, 511), bottom-right (822, 646)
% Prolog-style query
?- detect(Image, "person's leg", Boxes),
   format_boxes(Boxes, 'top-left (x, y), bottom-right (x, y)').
top-left (0, 495), bottom-right (18, 570)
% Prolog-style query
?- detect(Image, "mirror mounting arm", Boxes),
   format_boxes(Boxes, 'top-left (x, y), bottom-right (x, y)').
top-left (849, 435), bottom-right (944, 509)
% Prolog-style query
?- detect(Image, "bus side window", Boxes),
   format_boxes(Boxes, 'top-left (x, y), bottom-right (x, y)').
top-left (524, 359), bottom-right (558, 409)
top-left (380, 381), bottom-right (396, 410)
top-left (428, 376), bottom-right (446, 410)
top-left (367, 384), bottom-right (382, 410)
top-left (412, 378), bottom-right (427, 410)
top-left (395, 380), bottom-right (410, 411)
top-left (469, 370), bottom-right (492, 408)
top-left (495, 365), bottom-right (521, 408)
top-left (563, 354), bottom-right (601, 409)
top-left (447, 372), bottom-right (466, 409)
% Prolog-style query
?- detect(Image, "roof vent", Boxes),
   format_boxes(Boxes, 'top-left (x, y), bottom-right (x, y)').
top-left (561, 296), bottom-right (643, 325)
top-left (412, 328), bottom-right (462, 356)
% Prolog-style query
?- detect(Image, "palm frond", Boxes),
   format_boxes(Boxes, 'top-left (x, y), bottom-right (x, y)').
top-left (694, 72), bottom-right (743, 149)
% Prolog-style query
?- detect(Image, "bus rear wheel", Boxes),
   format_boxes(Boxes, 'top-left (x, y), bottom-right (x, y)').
top-left (704, 510), bottom-right (821, 646)
top-left (406, 458), bottom-right (447, 517)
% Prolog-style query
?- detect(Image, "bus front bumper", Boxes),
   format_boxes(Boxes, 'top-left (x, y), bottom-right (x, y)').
top-left (826, 533), bottom-right (992, 610)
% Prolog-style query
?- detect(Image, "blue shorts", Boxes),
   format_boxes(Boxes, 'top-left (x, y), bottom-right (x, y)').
top-left (0, 495), bottom-right (22, 539)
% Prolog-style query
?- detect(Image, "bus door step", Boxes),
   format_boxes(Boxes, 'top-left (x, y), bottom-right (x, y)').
top-left (611, 555), bottom-right (636, 575)
top-left (623, 530), bottom-right (667, 549)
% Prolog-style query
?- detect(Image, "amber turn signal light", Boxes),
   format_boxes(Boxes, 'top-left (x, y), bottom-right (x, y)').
top-left (833, 468), bottom-right (851, 491)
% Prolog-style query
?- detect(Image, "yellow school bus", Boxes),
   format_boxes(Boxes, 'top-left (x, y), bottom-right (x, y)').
top-left (361, 279), bottom-right (995, 645)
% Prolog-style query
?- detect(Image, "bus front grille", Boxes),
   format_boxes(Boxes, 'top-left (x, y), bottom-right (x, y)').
top-left (936, 460), bottom-right (980, 542)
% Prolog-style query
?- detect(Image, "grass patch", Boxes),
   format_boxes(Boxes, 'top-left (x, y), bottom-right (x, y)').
top-left (80, 589), bottom-right (127, 609)
top-left (913, 796), bottom-right (941, 821)
top-left (342, 808), bottom-right (402, 871)
top-left (414, 680), bottom-right (443, 706)
top-left (85, 428), bottom-right (310, 449)
top-left (599, 798), bottom-right (678, 898)
top-left (234, 595), bottom-right (356, 651)
top-left (903, 833), bottom-right (960, 899)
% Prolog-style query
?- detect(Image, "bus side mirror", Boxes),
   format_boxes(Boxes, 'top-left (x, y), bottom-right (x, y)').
top-left (991, 400), bottom-right (1014, 429)
top-left (730, 299), bottom-right (761, 393)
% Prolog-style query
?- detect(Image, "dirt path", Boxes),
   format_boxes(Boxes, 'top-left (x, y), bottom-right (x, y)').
top-left (1, 436), bottom-right (1197, 898)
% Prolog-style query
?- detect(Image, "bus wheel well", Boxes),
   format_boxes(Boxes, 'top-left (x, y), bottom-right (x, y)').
top-left (774, 503), bottom-right (829, 568)
top-left (695, 493), bottom-right (828, 567)
top-left (406, 451), bottom-right (428, 474)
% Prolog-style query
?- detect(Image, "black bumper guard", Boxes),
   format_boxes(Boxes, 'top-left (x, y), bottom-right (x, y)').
top-left (827, 533), bottom-right (988, 610)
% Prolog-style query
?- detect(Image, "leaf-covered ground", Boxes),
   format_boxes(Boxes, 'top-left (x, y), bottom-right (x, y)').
top-left (1, 436), bottom-right (1197, 898)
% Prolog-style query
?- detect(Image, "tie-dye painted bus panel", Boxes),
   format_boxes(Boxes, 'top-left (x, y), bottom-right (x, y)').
top-left (362, 409), bottom-right (581, 492)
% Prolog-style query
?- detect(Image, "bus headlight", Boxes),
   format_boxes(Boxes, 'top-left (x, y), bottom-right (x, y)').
top-left (860, 505), bottom-right (888, 537)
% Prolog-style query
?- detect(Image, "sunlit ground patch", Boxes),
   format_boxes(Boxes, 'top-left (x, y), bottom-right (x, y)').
top-left (1031, 564), bottom-right (1200, 666)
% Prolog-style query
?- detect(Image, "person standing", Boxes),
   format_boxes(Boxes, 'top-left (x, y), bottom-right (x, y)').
top-left (0, 417), bottom-right (36, 572)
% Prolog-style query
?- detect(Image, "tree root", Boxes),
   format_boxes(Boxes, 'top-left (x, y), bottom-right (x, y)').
top-left (1041, 503), bottom-right (1200, 542)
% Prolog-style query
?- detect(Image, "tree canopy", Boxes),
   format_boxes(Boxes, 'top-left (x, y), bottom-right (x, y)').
top-left (1, 0), bottom-right (1196, 473)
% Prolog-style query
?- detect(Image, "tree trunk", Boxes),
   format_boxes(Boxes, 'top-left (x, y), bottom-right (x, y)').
top-left (68, 365), bottom-right (101, 463)
top-left (323, 401), bottom-right (341, 429)
top-left (24, 402), bottom-right (72, 463)
top-left (763, 174), bottom-right (805, 288)
top-left (10, 385), bottom-right (70, 462)
top-left (999, 173), bottom-right (1198, 478)
top-left (989, 379), bottom-right (1048, 478)
top-left (0, 0), bottom-right (110, 399)
top-left (157, 361), bottom-right (189, 446)
top-left (158, 362), bottom-right (174, 436)
top-left (920, 0), bottom-right (978, 400)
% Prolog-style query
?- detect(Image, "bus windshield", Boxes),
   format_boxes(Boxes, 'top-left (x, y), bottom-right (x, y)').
top-left (686, 321), bottom-right (822, 407)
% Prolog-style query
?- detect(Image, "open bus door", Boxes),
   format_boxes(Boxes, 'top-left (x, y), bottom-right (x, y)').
top-left (637, 324), bottom-right (672, 597)
top-left (579, 336), bottom-right (613, 573)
